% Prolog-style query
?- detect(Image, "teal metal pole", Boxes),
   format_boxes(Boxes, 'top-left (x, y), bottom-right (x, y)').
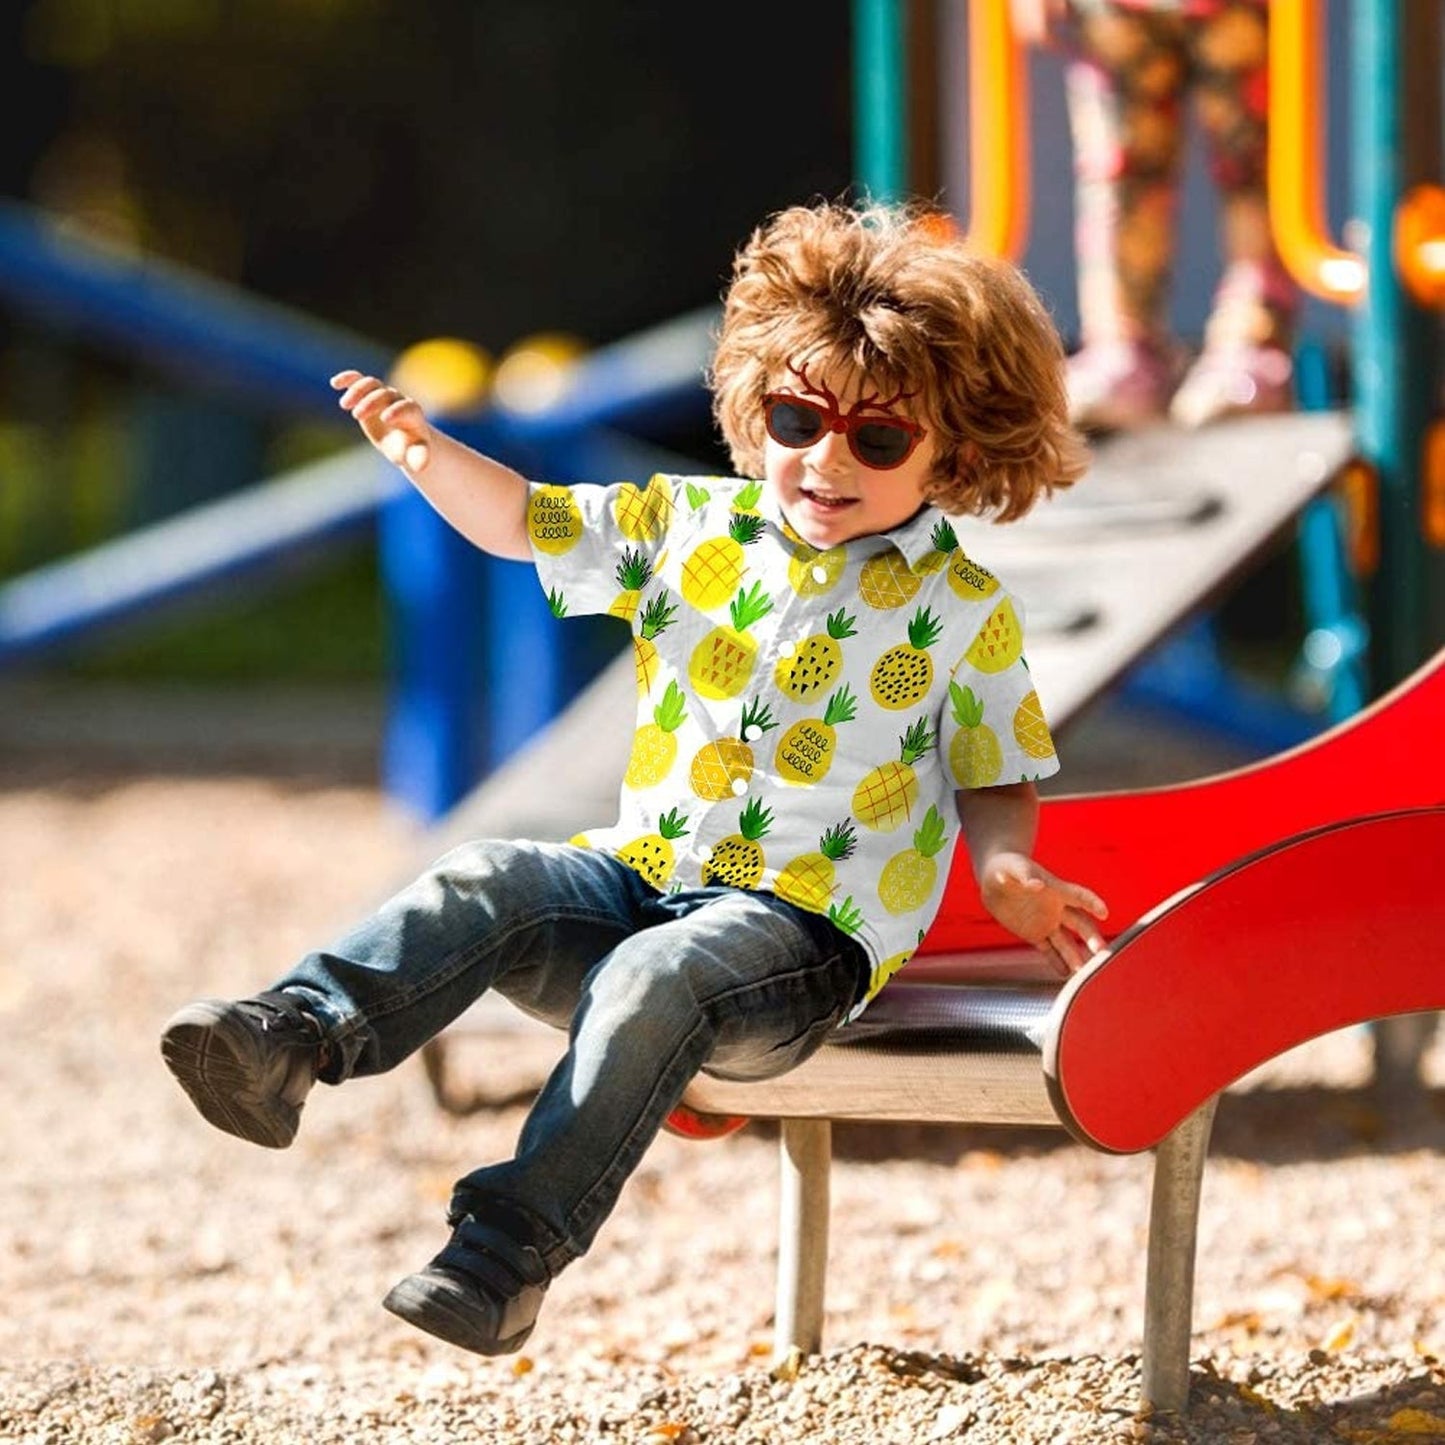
top-left (1350, 0), bottom-right (1436, 691)
top-left (853, 0), bottom-right (909, 202)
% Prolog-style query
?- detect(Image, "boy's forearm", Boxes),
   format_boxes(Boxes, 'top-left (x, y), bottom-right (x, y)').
top-left (401, 430), bottom-right (533, 562)
top-left (955, 782), bottom-right (1040, 877)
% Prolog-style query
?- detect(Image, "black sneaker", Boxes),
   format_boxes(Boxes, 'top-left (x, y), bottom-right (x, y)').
top-left (160, 991), bottom-right (325, 1149)
top-left (382, 1212), bottom-right (551, 1356)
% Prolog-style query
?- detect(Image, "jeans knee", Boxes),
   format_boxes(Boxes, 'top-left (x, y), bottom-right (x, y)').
top-left (580, 952), bottom-right (708, 1054)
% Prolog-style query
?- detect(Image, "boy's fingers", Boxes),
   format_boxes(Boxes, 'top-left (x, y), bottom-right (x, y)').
top-left (380, 431), bottom-right (408, 463)
top-left (330, 369), bottom-right (362, 389)
top-left (404, 442), bottom-right (431, 473)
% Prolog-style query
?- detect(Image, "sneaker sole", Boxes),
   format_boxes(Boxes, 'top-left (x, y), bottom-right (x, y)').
top-left (382, 1274), bottom-right (535, 1357)
top-left (160, 999), bottom-right (301, 1149)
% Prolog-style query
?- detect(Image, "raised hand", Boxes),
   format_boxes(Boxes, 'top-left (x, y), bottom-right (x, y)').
top-left (331, 370), bottom-right (433, 473)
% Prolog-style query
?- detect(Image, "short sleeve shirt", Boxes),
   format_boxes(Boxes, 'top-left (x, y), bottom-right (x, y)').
top-left (527, 473), bottom-right (1059, 1020)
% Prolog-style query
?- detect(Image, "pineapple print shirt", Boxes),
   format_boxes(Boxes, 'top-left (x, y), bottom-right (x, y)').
top-left (527, 473), bottom-right (1060, 1021)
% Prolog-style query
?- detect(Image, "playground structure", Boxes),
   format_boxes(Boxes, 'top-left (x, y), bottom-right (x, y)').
top-left (666, 645), bottom-right (1445, 1412)
top-left (0, 0), bottom-right (1440, 1420)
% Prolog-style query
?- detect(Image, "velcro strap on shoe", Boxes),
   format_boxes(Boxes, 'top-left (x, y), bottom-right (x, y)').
top-left (439, 1218), bottom-right (550, 1294)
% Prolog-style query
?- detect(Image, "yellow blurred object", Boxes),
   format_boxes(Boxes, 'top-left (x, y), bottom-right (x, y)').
top-left (492, 331), bottom-right (587, 414)
top-left (389, 337), bottom-right (494, 415)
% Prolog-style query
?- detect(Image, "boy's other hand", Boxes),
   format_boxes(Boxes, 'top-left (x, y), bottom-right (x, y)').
top-left (1008, 0), bottom-right (1071, 47)
top-left (978, 852), bottom-right (1108, 977)
top-left (331, 370), bottom-right (432, 473)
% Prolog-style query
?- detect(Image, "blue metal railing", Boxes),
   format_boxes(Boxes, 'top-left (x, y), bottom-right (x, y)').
top-left (0, 199), bottom-right (717, 818)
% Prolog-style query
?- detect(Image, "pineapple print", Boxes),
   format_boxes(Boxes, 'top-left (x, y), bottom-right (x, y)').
top-left (947, 546), bottom-right (1000, 603)
top-left (701, 798), bottom-right (773, 889)
top-left (1013, 689), bottom-right (1056, 761)
top-left (865, 928), bottom-right (927, 1003)
top-left (685, 482), bottom-right (711, 511)
top-left (613, 473), bottom-right (673, 541)
top-left (787, 541), bottom-right (847, 597)
top-left (528, 484), bottom-right (585, 555)
top-left (965, 598), bottom-right (1025, 674)
top-left (633, 593), bottom-right (677, 695)
top-left (616, 808), bottom-right (689, 888)
top-left (681, 511), bottom-right (765, 610)
top-left (689, 697), bottom-right (777, 801)
top-left (853, 717), bottom-right (937, 832)
top-left (869, 606), bottom-right (943, 710)
top-left (624, 680), bottom-right (688, 789)
top-left (608, 549), bottom-right (653, 622)
top-left (731, 479), bottom-right (764, 515)
top-left (546, 587), bottom-right (567, 619)
top-left (776, 609), bottom-right (856, 701)
top-left (858, 549), bottom-right (921, 610)
top-left (916, 519), bottom-right (961, 577)
top-left (688, 582), bottom-right (774, 700)
top-left (947, 681), bottom-right (1003, 787)
top-left (774, 685), bottom-right (857, 786)
top-left (775, 822), bottom-right (857, 912)
top-left (827, 895), bottom-right (865, 937)
top-left (878, 805), bottom-right (948, 914)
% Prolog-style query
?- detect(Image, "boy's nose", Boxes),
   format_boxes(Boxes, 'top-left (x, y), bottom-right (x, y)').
top-left (806, 425), bottom-right (853, 472)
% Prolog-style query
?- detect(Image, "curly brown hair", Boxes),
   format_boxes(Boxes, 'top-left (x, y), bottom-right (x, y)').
top-left (710, 198), bottom-right (1088, 521)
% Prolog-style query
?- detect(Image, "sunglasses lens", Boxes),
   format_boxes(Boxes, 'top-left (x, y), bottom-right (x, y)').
top-left (765, 399), bottom-right (825, 448)
top-left (853, 421), bottom-right (913, 468)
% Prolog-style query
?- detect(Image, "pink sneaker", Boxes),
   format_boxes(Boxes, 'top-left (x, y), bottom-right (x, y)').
top-left (1065, 341), bottom-right (1174, 432)
top-left (1168, 343), bottom-right (1294, 429)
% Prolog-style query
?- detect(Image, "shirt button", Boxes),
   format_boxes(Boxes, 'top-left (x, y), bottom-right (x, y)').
top-left (811, 564), bottom-right (829, 584)
top-left (742, 725), bottom-right (758, 742)
top-left (778, 641), bottom-right (796, 658)
top-left (731, 778), bottom-right (748, 796)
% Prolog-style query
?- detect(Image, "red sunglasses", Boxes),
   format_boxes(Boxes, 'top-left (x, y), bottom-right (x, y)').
top-left (761, 386), bottom-right (925, 471)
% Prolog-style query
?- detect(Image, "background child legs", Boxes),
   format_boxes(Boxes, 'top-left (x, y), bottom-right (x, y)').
top-left (1064, 5), bottom-right (1190, 429)
top-left (1169, 0), bottom-right (1298, 427)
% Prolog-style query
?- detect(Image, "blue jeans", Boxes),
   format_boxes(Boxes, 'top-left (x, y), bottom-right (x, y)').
top-left (273, 839), bottom-right (868, 1274)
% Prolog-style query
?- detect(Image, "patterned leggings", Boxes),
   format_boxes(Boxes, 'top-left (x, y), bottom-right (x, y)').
top-left (1064, 0), bottom-right (1297, 353)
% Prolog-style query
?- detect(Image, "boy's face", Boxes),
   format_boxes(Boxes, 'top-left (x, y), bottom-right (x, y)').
top-left (761, 361), bottom-right (936, 548)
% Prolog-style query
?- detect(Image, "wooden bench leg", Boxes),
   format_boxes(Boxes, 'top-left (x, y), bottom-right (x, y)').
top-left (1141, 1097), bottom-right (1219, 1413)
top-left (773, 1117), bottom-right (831, 1364)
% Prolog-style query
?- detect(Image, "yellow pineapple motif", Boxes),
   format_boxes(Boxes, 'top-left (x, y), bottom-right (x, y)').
top-left (869, 606), bottom-right (943, 710)
top-left (608, 549), bottom-right (653, 622)
top-left (633, 593), bottom-right (677, 695)
top-left (858, 548), bottom-right (921, 610)
top-left (878, 805), bottom-right (948, 915)
top-left (528, 484), bottom-right (584, 555)
top-left (681, 511), bottom-right (765, 610)
top-left (775, 821), bottom-right (857, 912)
top-left (965, 598), bottom-right (1025, 673)
top-left (947, 680), bottom-right (1003, 787)
top-left (689, 697), bottom-right (777, 801)
top-left (916, 519), bottom-right (961, 577)
top-left (1013, 689), bottom-right (1056, 761)
top-left (624, 680), bottom-right (688, 789)
top-left (774, 685), bottom-right (857, 786)
top-left (865, 929), bottom-right (927, 1003)
top-left (787, 540), bottom-right (847, 597)
top-left (947, 549), bottom-right (1001, 603)
top-left (853, 717), bottom-right (936, 832)
top-left (616, 808), bottom-right (689, 888)
top-left (701, 798), bottom-right (772, 889)
top-left (688, 582), bottom-right (774, 700)
top-left (776, 608), bottom-right (856, 701)
top-left (613, 473), bottom-right (673, 541)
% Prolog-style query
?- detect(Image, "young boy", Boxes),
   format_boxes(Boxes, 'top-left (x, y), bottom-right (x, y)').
top-left (161, 198), bottom-right (1108, 1358)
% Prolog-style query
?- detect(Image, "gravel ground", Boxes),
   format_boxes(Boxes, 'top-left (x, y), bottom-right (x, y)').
top-left (4, 684), bottom-right (1445, 1444)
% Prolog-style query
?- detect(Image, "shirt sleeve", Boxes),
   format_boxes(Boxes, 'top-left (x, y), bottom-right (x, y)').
top-left (939, 591), bottom-right (1061, 789)
top-left (526, 474), bottom-right (676, 618)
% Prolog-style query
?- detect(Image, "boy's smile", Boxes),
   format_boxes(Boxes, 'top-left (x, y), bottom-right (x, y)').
top-left (762, 362), bottom-right (936, 548)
